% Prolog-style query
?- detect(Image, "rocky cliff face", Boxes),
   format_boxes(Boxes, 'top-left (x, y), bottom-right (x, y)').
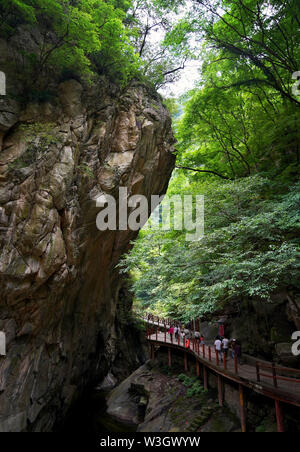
top-left (0, 66), bottom-right (175, 430)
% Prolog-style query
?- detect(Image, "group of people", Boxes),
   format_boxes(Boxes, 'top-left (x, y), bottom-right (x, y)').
top-left (168, 325), bottom-right (205, 344)
top-left (214, 335), bottom-right (242, 364)
top-left (167, 326), bottom-right (242, 364)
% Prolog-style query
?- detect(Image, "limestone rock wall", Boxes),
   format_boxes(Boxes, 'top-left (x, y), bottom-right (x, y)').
top-left (0, 75), bottom-right (175, 431)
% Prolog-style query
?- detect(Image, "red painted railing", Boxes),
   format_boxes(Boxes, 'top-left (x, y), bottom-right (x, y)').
top-left (144, 314), bottom-right (300, 393)
top-left (146, 326), bottom-right (239, 375)
top-left (256, 361), bottom-right (300, 388)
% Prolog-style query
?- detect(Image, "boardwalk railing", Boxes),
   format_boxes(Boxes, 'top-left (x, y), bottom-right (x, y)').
top-left (143, 312), bottom-right (300, 433)
top-left (144, 319), bottom-right (300, 391)
top-left (256, 361), bottom-right (300, 388)
top-left (146, 326), bottom-right (240, 375)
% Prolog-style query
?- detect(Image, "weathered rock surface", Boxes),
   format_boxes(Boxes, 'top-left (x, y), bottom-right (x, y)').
top-left (0, 70), bottom-right (175, 430)
top-left (200, 293), bottom-right (300, 365)
top-left (105, 362), bottom-right (240, 432)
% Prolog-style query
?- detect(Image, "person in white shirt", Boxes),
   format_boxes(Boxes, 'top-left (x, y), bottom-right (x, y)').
top-left (214, 336), bottom-right (223, 362)
top-left (222, 337), bottom-right (229, 359)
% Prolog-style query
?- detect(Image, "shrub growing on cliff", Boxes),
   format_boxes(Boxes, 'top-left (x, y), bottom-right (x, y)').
top-left (8, 122), bottom-right (61, 173)
top-left (177, 374), bottom-right (206, 397)
top-left (0, 0), bottom-right (139, 86)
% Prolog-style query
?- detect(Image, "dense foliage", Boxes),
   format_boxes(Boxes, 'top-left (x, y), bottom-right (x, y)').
top-left (121, 176), bottom-right (300, 321)
top-left (120, 0), bottom-right (300, 322)
top-left (0, 0), bottom-right (193, 91)
top-left (0, 0), bottom-right (140, 86)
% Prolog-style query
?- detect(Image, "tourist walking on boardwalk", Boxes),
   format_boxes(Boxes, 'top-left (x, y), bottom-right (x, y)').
top-left (231, 339), bottom-right (237, 359)
top-left (195, 331), bottom-right (200, 343)
top-left (169, 325), bottom-right (174, 341)
top-left (200, 334), bottom-right (205, 345)
top-left (235, 340), bottom-right (242, 364)
top-left (214, 335), bottom-right (223, 362)
top-left (222, 336), bottom-right (229, 358)
top-left (174, 325), bottom-right (179, 340)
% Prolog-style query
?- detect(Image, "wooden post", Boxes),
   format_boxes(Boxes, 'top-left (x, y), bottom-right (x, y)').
top-left (272, 363), bottom-right (278, 388)
top-left (203, 366), bottom-right (208, 390)
top-left (218, 375), bottom-right (223, 407)
top-left (256, 362), bottom-right (260, 382)
top-left (151, 344), bottom-right (155, 360)
top-left (196, 359), bottom-right (200, 377)
top-left (202, 344), bottom-right (205, 358)
top-left (156, 327), bottom-right (158, 341)
top-left (224, 352), bottom-right (227, 370)
top-left (164, 325), bottom-right (166, 342)
top-left (168, 347), bottom-right (172, 367)
top-left (239, 384), bottom-right (246, 432)
top-left (184, 352), bottom-right (188, 371)
top-left (208, 346), bottom-right (211, 361)
top-left (216, 350), bottom-right (219, 366)
top-left (275, 400), bottom-right (284, 432)
top-left (234, 355), bottom-right (238, 374)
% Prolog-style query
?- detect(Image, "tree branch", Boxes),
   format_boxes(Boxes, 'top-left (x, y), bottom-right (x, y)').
top-left (175, 166), bottom-right (232, 180)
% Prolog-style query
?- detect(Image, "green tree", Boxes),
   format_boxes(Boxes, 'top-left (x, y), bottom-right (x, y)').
top-left (0, 0), bottom-right (139, 87)
top-left (121, 176), bottom-right (300, 321)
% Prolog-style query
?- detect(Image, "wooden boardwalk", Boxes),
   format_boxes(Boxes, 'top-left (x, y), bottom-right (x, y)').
top-left (144, 318), bottom-right (300, 432)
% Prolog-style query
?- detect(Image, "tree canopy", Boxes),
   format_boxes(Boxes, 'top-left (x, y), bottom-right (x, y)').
top-left (0, 0), bottom-right (140, 86)
top-left (118, 0), bottom-right (300, 322)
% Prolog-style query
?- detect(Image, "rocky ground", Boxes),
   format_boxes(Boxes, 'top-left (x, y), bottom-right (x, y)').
top-left (105, 360), bottom-right (241, 432)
